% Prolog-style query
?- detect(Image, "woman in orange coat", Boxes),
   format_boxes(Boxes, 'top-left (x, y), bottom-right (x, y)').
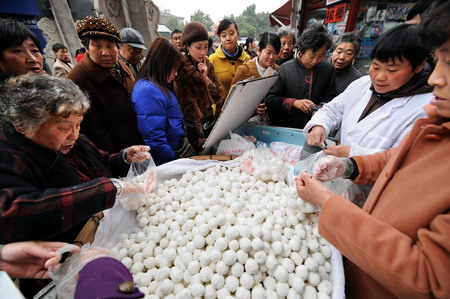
top-left (296, 2), bottom-right (450, 298)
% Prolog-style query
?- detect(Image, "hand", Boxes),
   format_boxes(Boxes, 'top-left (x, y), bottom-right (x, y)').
top-left (296, 171), bottom-right (335, 208)
top-left (293, 99), bottom-right (315, 113)
top-left (306, 126), bottom-right (326, 147)
top-left (324, 145), bottom-right (351, 157)
top-left (198, 59), bottom-right (211, 85)
top-left (312, 155), bottom-right (345, 181)
top-left (0, 241), bottom-right (79, 279)
top-left (125, 145), bottom-right (150, 163)
top-left (255, 103), bottom-right (267, 115)
top-left (111, 178), bottom-right (145, 197)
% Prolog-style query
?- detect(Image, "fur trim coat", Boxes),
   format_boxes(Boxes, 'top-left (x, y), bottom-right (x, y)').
top-left (174, 54), bottom-right (224, 150)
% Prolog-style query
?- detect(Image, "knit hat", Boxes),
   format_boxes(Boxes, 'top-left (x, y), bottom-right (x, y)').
top-left (76, 16), bottom-right (121, 43)
top-left (181, 21), bottom-right (208, 46)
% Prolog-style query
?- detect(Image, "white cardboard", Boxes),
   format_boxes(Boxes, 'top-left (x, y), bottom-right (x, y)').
top-left (201, 74), bottom-right (279, 154)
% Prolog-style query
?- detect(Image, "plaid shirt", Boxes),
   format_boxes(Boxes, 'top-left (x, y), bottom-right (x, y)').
top-left (0, 130), bottom-right (129, 243)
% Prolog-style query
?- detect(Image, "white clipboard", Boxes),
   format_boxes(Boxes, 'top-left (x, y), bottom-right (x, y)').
top-left (201, 74), bottom-right (279, 154)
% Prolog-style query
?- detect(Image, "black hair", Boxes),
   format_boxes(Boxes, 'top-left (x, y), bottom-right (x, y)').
top-left (171, 29), bottom-right (182, 38)
top-left (217, 19), bottom-right (239, 36)
top-left (334, 31), bottom-right (362, 56)
top-left (0, 18), bottom-right (43, 59)
top-left (208, 37), bottom-right (213, 48)
top-left (245, 37), bottom-right (254, 50)
top-left (406, 0), bottom-right (429, 21)
top-left (297, 24), bottom-right (332, 54)
top-left (258, 32), bottom-right (281, 53)
top-left (420, 0), bottom-right (450, 49)
top-left (52, 43), bottom-right (67, 52)
top-left (81, 37), bottom-right (120, 49)
top-left (371, 23), bottom-right (430, 70)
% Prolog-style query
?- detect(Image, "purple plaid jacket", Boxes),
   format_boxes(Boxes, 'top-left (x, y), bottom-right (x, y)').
top-left (0, 130), bottom-right (130, 243)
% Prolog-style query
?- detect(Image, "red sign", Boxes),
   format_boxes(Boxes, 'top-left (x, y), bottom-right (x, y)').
top-left (325, 3), bottom-right (347, 23)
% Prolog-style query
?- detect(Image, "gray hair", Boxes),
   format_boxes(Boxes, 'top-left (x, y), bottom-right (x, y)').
top-left (334, 31), bottom-right (362, 56)
top-left (277, 26), bottom-right (297, 44)
top-left (0, 74), bottom-right (90, 134)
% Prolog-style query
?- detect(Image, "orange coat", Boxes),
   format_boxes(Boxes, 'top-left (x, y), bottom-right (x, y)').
top-left (230, 58), bottom-right (279, 86)
top-left (319, 106), bottom-right (450, 298)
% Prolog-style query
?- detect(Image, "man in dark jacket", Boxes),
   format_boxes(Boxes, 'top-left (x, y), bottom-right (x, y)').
top-left (68, 16), bottom-right (143, 153)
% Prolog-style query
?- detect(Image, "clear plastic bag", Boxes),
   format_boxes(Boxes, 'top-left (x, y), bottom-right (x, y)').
top-left (118, 152), bottom-right (157, 211)
top-left (240, 146), bottom-right (285, 182)
top-left (270, 141), bottom-right (303, 165)
top-left (48, 244), bottom-right (114, 299)
top-left (216, 131), bottom-right (255, 156)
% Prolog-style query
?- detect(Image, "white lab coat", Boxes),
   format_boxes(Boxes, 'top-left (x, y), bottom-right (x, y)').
top-left (303, 76), bottom-right (432, 156)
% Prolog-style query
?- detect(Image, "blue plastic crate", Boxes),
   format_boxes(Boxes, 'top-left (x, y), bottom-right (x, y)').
top-left (213, 123), bottom-right (306, 154)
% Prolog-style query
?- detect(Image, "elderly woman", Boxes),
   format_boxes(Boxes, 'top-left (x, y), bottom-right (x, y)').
top-left (0, 74), bottom-right (149, 245)
top-left (266, 24), bottom-right (336, 129)
top-left (276, 26), bottom-right (296, 66)
top-left (209, 19), bottom-right (251, 97)
top-left (0, 18), bottom-right (44, 82)
top-left (296, 1), bottom-right (450, 297)
top-left (174, 21), bottom-right (224, 152)
top-left (331, 31), bottom-right (363, 94)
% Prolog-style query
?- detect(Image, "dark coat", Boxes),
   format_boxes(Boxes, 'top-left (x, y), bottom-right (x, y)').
top-left (67, 55), bottom-right (144, 153)
top-left (266, 57), bottom-right (336, 129)
top-left (0, 130), bottom-right (129, 243)
top-left (335, 64), bottom-right (363, 95)
top-left (174, 54), bottom-right (224, 150)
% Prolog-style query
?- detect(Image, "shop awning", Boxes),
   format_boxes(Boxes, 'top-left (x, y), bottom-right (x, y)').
top-left (269, 0), bottom-right (292, 27)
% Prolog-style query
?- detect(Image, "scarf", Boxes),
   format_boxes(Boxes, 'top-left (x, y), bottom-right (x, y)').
top-left (222, 45), bottom-right (243, 61)
top-left (359, 68), bottom-right (433, 121)
top-left (108, 62), bottom-right (123, 82)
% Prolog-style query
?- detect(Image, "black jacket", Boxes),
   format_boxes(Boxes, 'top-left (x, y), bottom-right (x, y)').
top-left (266, 58), bottom-right (336, 129)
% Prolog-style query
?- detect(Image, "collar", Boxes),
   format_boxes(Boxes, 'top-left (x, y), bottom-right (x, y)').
top-left (255, 57), bottom-right (267, 77)
top-left (81, 54), bottom-right (132, 84)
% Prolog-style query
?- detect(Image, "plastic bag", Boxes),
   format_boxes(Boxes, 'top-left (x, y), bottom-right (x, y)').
top-left (118, 152), bottom-right (157, 211)
top-left (216, 131), bottom-right (255, 156)
top-left (270, 142), bottom-right (303, 165)
top-left (49, 244), bottom-right (114, 299)
top-left (240, 146), bottom-right (285, 182)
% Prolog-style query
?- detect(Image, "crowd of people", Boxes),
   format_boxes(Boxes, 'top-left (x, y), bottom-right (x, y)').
top-left (0, 0), bottom-right (449, 297)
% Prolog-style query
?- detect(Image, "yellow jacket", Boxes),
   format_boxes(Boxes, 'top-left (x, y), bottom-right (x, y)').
top-left (209, 44), bottom-right (250, 97)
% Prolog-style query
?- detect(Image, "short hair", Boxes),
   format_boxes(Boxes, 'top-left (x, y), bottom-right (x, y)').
top-left (334, 31), bottom-right (362, 56)
top-left (217, 19), bottom-right (239, 36)
top-left (0, 74), bottom-right (90, 134)
top-left (258, 32), bottom-right (281, 53)
top-left (0, 18), bottom-right (43, 59)
top-left (52, 43), bottom-right (67, 52)
top-left (420, 0), bottom-right (450, 49)
top-left (137, 37), bottom-right (183, 98)
top-left (81, 37), bottom-right (119, 49)
top-left (297, 24), bottom-right (332, 54)
top-left (371, 23), bottom-right (430, 70)
top-left (406, 0), bottom-right (428, 21)
top-left (171, 29), bottom-right (182, 38)
top-left (277, 26), bottom-right (297, 45)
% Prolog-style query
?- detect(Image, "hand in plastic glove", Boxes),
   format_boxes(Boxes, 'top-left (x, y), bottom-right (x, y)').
top-left (306, 126), bottom-right (326, 147)
top-left (323, 144), bottom-right (351, 157)
top-left (0, 241), bottom-right (80, 279)
top-left (296, 171), bottom-right (335, 208)
top-left (124, 145), bottom-right (150, 164)
top-left (312, 155), bottom-right (347, 181)
top-left (111, 178), bottom-right (145, 197)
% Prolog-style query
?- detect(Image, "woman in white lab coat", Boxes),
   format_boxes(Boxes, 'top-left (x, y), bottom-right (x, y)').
top-left (304, 24), bottom-right (433, 157)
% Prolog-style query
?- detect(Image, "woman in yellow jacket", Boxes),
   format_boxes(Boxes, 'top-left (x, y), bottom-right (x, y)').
top-left (209, 19), bottom-right (250, 99)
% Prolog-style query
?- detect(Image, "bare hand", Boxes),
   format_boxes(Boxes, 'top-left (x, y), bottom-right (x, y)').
top-left (0, 241), bottom-right (79, 279)
top-left (125, 145), bottom-right (151, 163)
top-left (292, 99), bottom-right (315, 113)
top-left (198, 59), bottom-right (209, 80)
top-left (324, 145), bottom-right (351, 157)
top-left (306, 126), bottom-right (326, 147)
top-left (255, 103), bottom-right (267, 115)
top-left (296, 172), bottom-right (335, 208)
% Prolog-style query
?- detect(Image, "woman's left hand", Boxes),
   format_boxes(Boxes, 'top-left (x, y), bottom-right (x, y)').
top-left (296, 171), bottom-right (335, 208)
top-left (323, 145), bottom-right (351, 157)
top-left (125, 145), bottom-right (151, 163)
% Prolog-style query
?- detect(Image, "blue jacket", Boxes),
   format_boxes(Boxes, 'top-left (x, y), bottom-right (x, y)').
top-left (132, 79), bottom-right (184, 165)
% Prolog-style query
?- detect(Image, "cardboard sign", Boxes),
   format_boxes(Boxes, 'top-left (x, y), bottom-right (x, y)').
top-left (325, 3), bottom-right (347, 23)
top-left (201, 74), bottom-right (279, 154)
